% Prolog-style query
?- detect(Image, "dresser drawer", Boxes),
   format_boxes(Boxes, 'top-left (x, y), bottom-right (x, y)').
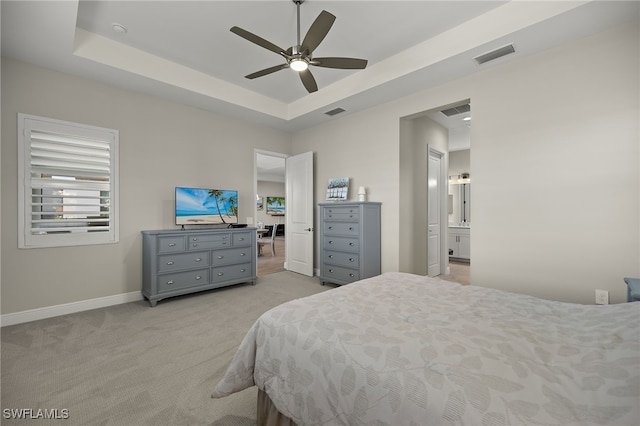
top-left (324, 236), bottom-right (360, 252)
top-left (211, 263), bottom-right (253, 283)
top-left (212, 247), bottom-right (252, 266)
top-left (157, 236), bottom-right (185, 253)
top-left (323, 250), bottom-right (359, 268)
top-left (323, 222), bottom-right (359, 237)
top-left (322, 265), bottom-right (360, 283)
top-left (188, 233), bottom-right (230, 249)
top-left (232, 232), bottom-right (252, 247)
top-left (323, 206), bottom-right (360, 221)
top-left (158, 251), bottom-right (209, 273)
top-left (157, 269), bottom-right (209, 292)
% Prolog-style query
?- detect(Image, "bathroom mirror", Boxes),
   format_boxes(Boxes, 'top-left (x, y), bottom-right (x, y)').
top-left (448, 175), bottom-right (470, 225)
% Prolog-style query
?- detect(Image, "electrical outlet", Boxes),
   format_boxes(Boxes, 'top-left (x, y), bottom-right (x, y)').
top-left (595, 289), bottom-right (609, 305)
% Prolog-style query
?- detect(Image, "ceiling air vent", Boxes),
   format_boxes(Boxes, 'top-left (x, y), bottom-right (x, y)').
top-left (440, 103), bottom-right (470, 117)
top-left (325, 107), bottom-right (346, 116)
top-left (473, 44), bottom-right (515, 65)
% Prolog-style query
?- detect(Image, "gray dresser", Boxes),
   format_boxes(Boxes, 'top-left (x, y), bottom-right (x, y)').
top-left (319, 202), bottom-right (381, 285)
top-left (142, 228), bottom-right (257, 306)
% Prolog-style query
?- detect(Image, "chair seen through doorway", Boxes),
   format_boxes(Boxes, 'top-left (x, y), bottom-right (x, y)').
top-left (258, 224), bottom-right (279, 256)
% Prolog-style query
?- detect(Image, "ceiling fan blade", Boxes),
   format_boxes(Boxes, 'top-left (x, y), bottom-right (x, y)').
top-left (299, 69), bottom-right (318, 93)
top-left (245, 64), bottom-right (289, 79)
top-left (230, 26), bottom-right (286, 56)
top-left (301, 10), bottom-right (336, 54)
top-left (312, 57), bottom-right (368, 69)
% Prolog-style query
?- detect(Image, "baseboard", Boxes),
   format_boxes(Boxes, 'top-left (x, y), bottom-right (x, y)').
top-left (1, 291), bottom-right (144, 327)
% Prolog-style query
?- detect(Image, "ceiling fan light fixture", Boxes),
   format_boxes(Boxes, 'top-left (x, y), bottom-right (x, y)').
top-left (290, 58), bottom-right (308, 72)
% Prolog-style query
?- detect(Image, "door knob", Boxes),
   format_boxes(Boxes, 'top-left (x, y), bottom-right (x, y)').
top-left (304, 228), bottom-right (313, 232)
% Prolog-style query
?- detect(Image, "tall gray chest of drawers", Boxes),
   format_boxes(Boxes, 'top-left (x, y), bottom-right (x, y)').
top-left (142, 228), bottom-right (256, 306)
top-left (319, 202), bottom-right (381, 285)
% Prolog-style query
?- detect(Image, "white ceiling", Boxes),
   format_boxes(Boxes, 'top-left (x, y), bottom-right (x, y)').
top-left (2, 1), bottom-right (638, 133)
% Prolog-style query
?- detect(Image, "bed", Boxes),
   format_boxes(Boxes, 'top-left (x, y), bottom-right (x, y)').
top-left (212, 272), bottom-right (640, 425)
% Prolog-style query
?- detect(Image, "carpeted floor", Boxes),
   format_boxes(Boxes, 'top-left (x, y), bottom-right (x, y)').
top-left (1, 272), bottom-right (332, 425)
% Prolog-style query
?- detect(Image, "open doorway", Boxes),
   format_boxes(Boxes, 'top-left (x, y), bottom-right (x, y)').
top-left (255, 151), bottom-right (287, 276)
top-left (398, 100), bottom-right (471, 282)
top-left (426, 101), bottom-right (471, 283)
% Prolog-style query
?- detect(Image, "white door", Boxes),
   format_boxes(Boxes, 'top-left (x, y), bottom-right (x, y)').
top-left (427, 148), bottom-right (443, 276)
top-left (286, 151), bottom-right (314, 276)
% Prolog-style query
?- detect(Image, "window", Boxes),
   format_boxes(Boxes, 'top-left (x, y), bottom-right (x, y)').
top-left (18, 114), bottom-right (119, 248)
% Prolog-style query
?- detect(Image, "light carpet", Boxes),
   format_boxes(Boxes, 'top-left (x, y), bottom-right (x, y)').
top-left (1, 272), bottom-right (332, 425)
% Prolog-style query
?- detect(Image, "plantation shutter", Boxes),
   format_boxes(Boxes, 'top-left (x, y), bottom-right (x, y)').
top-left (18, 114), bottom-right (119, 248)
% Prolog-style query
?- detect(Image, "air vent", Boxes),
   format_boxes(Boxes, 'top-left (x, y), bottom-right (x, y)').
top-left (440, 103), bottom-right (470, 117)
top-left (325, 107), bottom-right (345, 116)
top-left (473, 44), bottom-right (515, 65)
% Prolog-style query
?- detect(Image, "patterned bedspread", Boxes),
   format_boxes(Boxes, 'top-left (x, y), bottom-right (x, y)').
top-left (212, 272), bottom-right (640, 425)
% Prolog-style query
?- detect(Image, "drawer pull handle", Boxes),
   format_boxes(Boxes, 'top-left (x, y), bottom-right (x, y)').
top-left (166, 261), bottom-right (174, 265)
top-left (328, 255), bottom-right (333, 258)
top-left (195, 276), bottom-right (202, 280)
top-left (328, 226), bottom-right (333, 230)
top-left (168, 243), bottom-right (176, 247)
top-left (239, 237), bottom-right (245, 241)
top-left (223, 236), bottom-right (227, 239)
top-left (349, 227), bottom-right (354, 231)
top-left (328, 240), bottom-right (334, 244)
top-left (349, 273), bottom-right (355, 277)
top-left (167, 280), bottom-right (174, 285)
top-left (240, 268), bottom-right (246, 272)
top-left (195, 258), bottom-right (202, 262)
top-left (193, 244), bottom-right (198, 247)
top-left (329, 269), bottom-right (334, 273)
top-left (349, 242), bottom-right (355, 246)
top-left (349, 258), bottom-right (355, 262)
top-left (217, 256), bottom-right (224, 259)
top-left (240, 253), bottom-right (246, 256)
top-left (218, 272), bottom-right (224, 276)
top-left (192, 238), bottom-right (197, 241)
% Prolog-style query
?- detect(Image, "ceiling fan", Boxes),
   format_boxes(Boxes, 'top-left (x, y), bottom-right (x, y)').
top-left (230, 0), bottom-right (368, 93)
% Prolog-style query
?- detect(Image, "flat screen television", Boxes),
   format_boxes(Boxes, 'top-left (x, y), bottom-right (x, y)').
top-left (175, 187), bottom-right (238, 225)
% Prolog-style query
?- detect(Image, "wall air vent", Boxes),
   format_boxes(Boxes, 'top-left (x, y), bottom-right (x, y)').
top-left (325, 107), bottom-right (346, 116)
top-left (440, 103), bottom-right (470, 117)
top-left (473, 44), bottom-right (516, 65)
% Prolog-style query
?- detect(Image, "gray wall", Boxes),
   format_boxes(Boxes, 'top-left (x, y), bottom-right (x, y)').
top-left (1, 58), bottom-right (291, 314)
top-left (292, 21), bottom-right (639, 304)
top-left (1, 20), bottom-right (638, 317)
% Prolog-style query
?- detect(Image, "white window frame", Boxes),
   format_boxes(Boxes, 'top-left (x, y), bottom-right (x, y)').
top-left (18, 113), bottom-right (119, 248)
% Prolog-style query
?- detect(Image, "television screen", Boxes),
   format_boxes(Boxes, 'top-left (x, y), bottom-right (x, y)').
top-left (175, 187), bottom-right (238, 225)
